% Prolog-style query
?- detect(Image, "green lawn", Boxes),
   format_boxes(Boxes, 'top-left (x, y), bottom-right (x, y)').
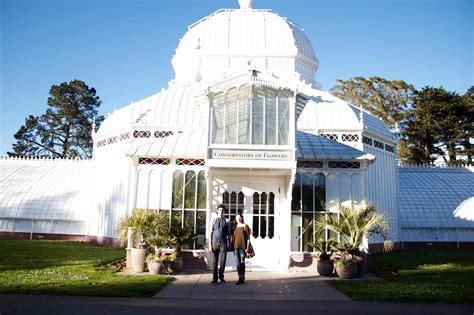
top-left (0, 240), bottom-right (169, 297)
top-left (328, 250), bottom-right (474, 304)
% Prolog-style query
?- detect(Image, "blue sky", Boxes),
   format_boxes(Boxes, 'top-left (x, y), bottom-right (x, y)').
top-left (1, 0), bottom-right (472, 156)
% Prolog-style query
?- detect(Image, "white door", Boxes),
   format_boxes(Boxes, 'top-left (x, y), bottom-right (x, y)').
top-left (217, 181), bottom-right (282, 271)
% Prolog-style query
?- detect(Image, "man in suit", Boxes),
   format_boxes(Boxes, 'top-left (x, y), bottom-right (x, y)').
top-left (210, 204), bottom-right (231, 284)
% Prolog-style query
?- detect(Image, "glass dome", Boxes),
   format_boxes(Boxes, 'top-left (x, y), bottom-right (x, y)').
top-left (172, 6), bottom-right (319, 85)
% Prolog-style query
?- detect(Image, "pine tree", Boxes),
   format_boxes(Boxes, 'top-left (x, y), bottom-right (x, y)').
top-left (399, 86), bottom-right (472, 165)
top-left (458, 86), bottom-right (474, 164)
top-left (330, 76), bottom-right (415, 130)
top-left (8, 80), bottom-right (104, 158)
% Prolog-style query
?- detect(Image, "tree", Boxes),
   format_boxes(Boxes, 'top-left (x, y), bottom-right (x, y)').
top-left (399, 86), bottom-right (472, 165)
top-left (459, 86), bottom-right (474, 163)
top-left (9, 80), bottom-right (104, 158)
top-left (330, 76), bottom-right (415, 130)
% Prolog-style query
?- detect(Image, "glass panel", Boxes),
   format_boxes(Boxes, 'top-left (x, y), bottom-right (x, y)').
top-left (172, 171), bottom-right (184, 208)
top-left (251, 87), bottom-right (264, 144)
top-left (260, 215), bottom-right (267, 238)
top-left (171, 210), bottom-right (182, 226)
top-left (184, 210), bottom-right (194, 232)
top-left (183, 210), bottom-right (194, 250)
top-left (159, 209), bottom-right (171, 226)
top-left (237, 192), bottom-right (244, 215)
top-left (278, 96), bottom-right (290, 145)
top-left (291, 172), bottom-right (301, 211)
top-left (268, 192), bottom-right (274, 215)
top-left (301, 173), bottom-right (313, 212)
top-left (252, 217), bottom-right (259, 238)
top-left (196, 211), bottom-right (206, 249)
top-left (238, 86), bottom-right (251, 144)
top-left (225, 88), bottom-right (238, 144)
top-left (197, 171), bottom-right (206, 209)
top-left (268, 216), bottom-right (274, 239)
top-left (313, 213), bottom-right (325, 242)
top-left (184, 171), bottom-right (196, 208)
top-left (212, 92), bottom-right (225, 144)
top-left (222, 191), bottom-right (229, 206)
top-left (252, 192), bottom-right (260, 238)
top-left (302, 212), bottom-right (313, 252)
top-left (253, 192), bottom-right (260, 215)
top-left (327, 213), bottom-right (338, 241)
top-left (314, 172), bottom-right (326, 212)
top-left (291, 213), bottom-right (301, 251)
top-left (230, 191), bottom-right (237, 222)
top-left (261, 192), bottom-right (267, 214)
top-left (265, 89), bottom-right (277, 145)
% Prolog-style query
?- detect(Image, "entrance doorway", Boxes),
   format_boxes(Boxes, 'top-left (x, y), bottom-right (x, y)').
top-left (217, 180), bottom-right (282, 270)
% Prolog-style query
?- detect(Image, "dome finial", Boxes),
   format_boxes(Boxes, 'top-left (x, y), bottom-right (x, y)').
top-left (238, 0), bottom-right (253, 10)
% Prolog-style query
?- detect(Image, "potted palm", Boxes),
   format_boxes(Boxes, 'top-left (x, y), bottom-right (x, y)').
top-left (334, 253), bottom-right (358, 279)
top-left (308, 238), bottom-right (336, 276)
top-left (146, 235), bottom-right (171, 274)
top-left (117, 208), bottom-right (168, 273)
top-left (168, 220), bottom-right (198, 272)
top-left (314, 203), bottom-right (394, 278)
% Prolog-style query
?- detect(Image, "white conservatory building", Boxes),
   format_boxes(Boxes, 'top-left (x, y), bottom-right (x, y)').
top-left (1, 1), bottom-right (473, 271)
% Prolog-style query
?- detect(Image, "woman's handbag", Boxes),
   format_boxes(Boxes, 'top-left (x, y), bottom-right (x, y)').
top-left (245, 242), bottom-right (255, 258)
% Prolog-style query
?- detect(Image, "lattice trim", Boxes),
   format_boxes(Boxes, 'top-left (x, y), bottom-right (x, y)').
top-left (374, 140), bottom-right (384, 149)
top-left (320, 133), bottom-right (338, 141)
top-left (154, 131), bottom-right (174, 138)
top-left (362, 136), bottom-right (373, 145)
top-left (133, 130), bottom-right (151, 138)
top-left (341, 134), bottom-right (359, 142)
top-left (176, 158), bottom-right (205, 166)
top-left (139, 157), bottom-right (171, 165)
top-left (119, 132), bottom-right (131, 141)
top-left (96, 139), bottom-right (107, 147)
top-left (328, 161), bottom-right (360, 169)
top-left (297, 160), bottom-right (323, 168)
top-left (107, 136), bottom-right (118, 144)
top-left (385, 144), bottom-right (395, 153)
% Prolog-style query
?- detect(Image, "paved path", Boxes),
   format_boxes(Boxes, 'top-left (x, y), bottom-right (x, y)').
top-left (154, 270), bottom-right (352, 301)
top-left (1, 271), bottom-right (473, 315)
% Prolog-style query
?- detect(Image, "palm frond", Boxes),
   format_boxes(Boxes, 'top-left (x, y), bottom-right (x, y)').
top-left (313, 202), bottom-right (393, 254)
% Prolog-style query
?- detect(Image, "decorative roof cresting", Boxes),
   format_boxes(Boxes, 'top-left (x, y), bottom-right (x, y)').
top-left (239, 0), bottom-right (253, 9)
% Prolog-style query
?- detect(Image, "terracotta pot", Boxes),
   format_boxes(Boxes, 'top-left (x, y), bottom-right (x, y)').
top-left (147, 261), bottom-right (165, 274)
top-left (335, 265), bottom-right (355, 279)
top-left (131, 248), bottom-right (146, 273)
top-left (317, 260), bottom-right (334, 276)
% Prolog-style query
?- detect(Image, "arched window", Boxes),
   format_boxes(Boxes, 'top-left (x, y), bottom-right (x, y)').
top-left (221, 191), bottom-right (244, 222)
top-left (171, 169), bottom-right (207, 249)
top-left (184, 171), bottom-right (196, 209)
top-left (252, 191), bottom-right (275, 239)
top-left (290, 171), bottom-right (327, 251)
top-left (172, 170), bottom-right (184, 208)
top-left (196, 171), bottom-right (206, 209)
top-left (314, 173), bottom-right (326, 212)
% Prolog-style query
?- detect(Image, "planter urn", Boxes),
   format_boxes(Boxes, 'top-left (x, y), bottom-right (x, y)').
top-left (147, 261), bottom-right (165, 274)
top-left (131, 248), bottom-right (146, 273)
top-left (317, 260), bottom-right (334, 276)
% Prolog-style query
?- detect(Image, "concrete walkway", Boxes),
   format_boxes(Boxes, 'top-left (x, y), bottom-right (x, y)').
top-left (1, 271), bottom-right (473, 315)
top-left (155, 270), bottom-right (353, 301)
